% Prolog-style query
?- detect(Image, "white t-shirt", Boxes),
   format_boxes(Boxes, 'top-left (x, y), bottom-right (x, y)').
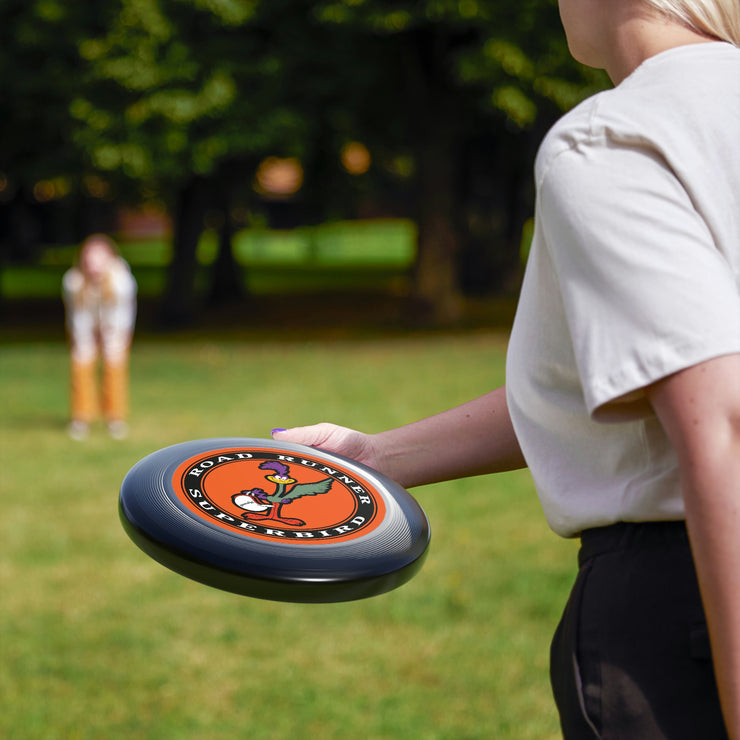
top-left (63, 257), bottom-right (137, 363)
top-left (506, 42), bottom-right (740, 538)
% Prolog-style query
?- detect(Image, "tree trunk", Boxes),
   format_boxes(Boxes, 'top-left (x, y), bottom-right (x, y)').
top-left (207, 176), bottom-right (245, 307)
top-left (404, 29), bottom-right (464, 326)
top-left (412, 132), bottom-right (463, 324)
top-left (458, 129), bottom-right (533, 295)
top-left (160, 175), bottom-right (209, 328)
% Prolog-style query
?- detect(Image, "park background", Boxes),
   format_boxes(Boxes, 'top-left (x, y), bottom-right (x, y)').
top-left (1, 1), bottom-right (610, 738)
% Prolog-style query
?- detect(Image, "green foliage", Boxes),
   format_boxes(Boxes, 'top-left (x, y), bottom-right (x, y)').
top-left (0, 0), bottom-right (608, 196)
top-left (0, 1), bottom-right (99, 181)
top-left (67, 0), bottom-right (377, 194)
top-left (312, 0), bottom-right (608, 126)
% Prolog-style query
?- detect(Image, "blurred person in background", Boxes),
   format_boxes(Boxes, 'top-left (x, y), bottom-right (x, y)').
top-left (62, 234), bottom-right (137, 440)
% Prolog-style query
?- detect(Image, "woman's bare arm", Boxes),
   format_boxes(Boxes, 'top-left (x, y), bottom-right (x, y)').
top-left (648, 353), bottom-right (740, 739)
top-left (273, 385), bottom-right (526, 489)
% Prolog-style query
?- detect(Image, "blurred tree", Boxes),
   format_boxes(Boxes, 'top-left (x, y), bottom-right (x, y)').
top-left (72, 0), bottom-right (610, 325)
top-left (0, 1), bottom-right (110, 266)
top-left (71, 0), bottom-right (289, 324)
top-left (73, 0), bottom-right (381, 325)
top-left (310, 0), bottom-right (609, 322)
top-left (0, 0), bottom-right (609, 325)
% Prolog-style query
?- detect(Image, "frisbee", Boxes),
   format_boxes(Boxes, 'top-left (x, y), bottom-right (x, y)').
top-left (119, 438), bottom-right (430, 603)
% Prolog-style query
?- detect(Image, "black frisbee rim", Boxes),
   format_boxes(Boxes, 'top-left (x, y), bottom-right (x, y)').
top-left (119, 437), bottom-right (430, 603)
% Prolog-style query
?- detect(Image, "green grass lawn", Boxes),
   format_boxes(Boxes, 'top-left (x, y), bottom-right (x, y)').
top-left (0, 331), bottom-right (577, 739)
top-left (1, 219), bottom-right (417, 299)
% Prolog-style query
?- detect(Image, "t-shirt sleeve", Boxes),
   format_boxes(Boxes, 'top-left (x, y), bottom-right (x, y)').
top-left (539, 140), bottom-right (740, 419)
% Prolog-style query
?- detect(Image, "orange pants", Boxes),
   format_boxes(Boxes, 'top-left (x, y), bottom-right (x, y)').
top-left (70, 355), bottom-right (129, 423)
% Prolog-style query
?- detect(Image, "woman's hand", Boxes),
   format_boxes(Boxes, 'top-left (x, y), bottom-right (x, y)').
top-left (272, 423), bottom-right (381, 470)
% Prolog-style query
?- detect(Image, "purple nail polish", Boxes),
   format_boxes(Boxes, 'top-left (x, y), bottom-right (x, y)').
top-left (271, 428), bottom-right (286, 435)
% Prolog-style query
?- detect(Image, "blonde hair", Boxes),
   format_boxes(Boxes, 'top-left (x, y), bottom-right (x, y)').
top-left (80, 233), bottom-right (119, 260)
top-left (643, 0), bottom-right (740, 45)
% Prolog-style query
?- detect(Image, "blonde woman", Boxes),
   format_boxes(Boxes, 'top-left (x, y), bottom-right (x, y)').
top-left (271, 0), bottom-right (740, 737)
top-left (62, 234), bottom-right (137, 440)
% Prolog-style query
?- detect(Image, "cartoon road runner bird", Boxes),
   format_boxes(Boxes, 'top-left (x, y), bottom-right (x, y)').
top-left (231, 461), bottom-right (334, 526)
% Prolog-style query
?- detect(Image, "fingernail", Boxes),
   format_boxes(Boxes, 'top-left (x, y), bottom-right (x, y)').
top-left (271, 428), bottom-right (286, 435)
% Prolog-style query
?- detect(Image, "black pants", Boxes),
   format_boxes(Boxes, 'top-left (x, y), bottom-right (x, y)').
top-left (550, 521), bottom-right (728, 739)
